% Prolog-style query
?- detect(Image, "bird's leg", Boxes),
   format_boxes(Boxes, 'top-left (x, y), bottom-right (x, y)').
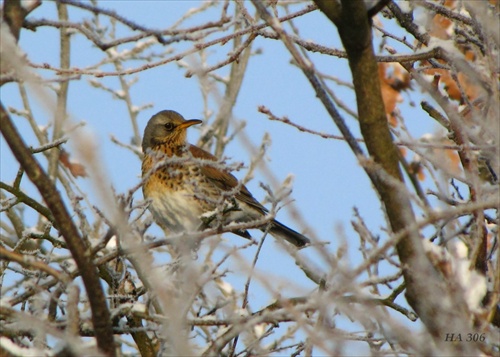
top-left (198, 213), bottom-right (216, 231)
top-left (198, 198), bottom-right (241, 234)
top-left (223, 197), bottom-right (241, 215)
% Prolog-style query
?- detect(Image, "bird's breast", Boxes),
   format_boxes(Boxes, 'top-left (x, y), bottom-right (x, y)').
top-left (142, 153), bottom-right (210, 193)
top-left (142, 152), bottom-right (217, 233)
top-left (147, 187), bottom-right (204, 233)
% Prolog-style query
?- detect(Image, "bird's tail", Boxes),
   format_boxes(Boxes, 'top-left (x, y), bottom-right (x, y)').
top-left (267, 220), bottom-right (310, 248)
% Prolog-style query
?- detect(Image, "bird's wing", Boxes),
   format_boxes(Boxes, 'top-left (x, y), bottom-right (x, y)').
top-left (188, 145), bottom-right (267, 214)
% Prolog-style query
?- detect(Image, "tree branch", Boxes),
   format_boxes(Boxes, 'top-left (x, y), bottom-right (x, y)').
top-left (314, 0), bottom-right (476, 350)
top-left (0, 104), bottom-right (116, 357)
top-left (0, 181), bottom-right (55, 223)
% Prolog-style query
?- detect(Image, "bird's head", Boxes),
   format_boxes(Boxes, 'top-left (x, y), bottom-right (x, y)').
top-left (142, 110), bottom-right (202, 152)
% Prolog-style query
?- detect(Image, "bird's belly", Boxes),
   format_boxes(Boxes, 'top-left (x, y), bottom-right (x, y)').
top-left (148, 189), bottom-right (204, 233)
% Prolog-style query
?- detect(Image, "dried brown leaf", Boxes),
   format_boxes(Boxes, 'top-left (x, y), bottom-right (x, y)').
top-left (60, 149), bottom-right (88, 178)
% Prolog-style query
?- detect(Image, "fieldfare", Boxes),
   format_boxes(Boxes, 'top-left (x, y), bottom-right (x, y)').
top-left (141, 110), bottom-right (310, 248)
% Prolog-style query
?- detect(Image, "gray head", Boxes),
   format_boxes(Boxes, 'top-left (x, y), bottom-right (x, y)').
top-left (142, 110), bottom-right (202, 152)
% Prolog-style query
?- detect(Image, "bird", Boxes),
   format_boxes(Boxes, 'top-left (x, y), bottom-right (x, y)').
top-left (141, 110), bottom-right (310, 248)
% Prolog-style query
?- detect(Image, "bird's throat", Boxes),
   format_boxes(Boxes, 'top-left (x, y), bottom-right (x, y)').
top-left (153, 142), bottom-right (189, 157)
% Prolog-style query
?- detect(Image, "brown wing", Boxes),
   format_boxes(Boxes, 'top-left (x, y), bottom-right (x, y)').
top-left (189, 145), bottom-right (310, 247)
top-left (188, 145), bottom-right (267, 215)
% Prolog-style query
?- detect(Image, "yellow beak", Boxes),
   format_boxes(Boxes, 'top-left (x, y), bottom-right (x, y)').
top-left (178, 119), bottom-right (202, 129)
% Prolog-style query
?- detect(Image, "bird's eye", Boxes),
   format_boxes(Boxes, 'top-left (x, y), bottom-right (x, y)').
top-left (164, 123), bottom-right (174, 131)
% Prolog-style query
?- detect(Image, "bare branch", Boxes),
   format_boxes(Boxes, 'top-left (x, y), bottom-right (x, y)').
top-left (0, 104), bottom-right (116, 356)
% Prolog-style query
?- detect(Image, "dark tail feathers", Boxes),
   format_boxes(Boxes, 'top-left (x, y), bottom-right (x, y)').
top-left (267, 219), bottom-right (310, 248)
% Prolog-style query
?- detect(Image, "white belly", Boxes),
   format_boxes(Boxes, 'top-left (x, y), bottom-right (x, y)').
top-left (149, 189), bottom-right (204, 234)
top-left (148, 188), bottom-right (263, 236)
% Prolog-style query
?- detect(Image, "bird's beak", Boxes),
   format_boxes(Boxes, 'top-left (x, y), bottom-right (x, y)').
top-left (178, 119), bottom-right (202, 129)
